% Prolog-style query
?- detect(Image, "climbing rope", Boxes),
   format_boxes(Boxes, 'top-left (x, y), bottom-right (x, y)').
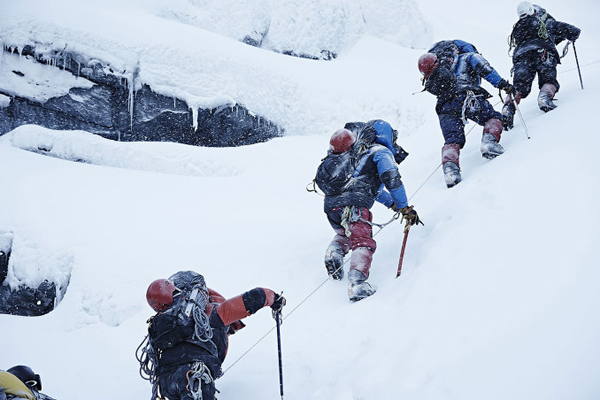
top-left (226, 100), bottom-right (502, 373)
top-left (135, 334), bottom-right (162, 400)
top-left (225, 56), bottom-right (600, 372)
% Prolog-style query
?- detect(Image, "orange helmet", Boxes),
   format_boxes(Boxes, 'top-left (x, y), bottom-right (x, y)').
top-left (146, 279), bottom-right (177, 312)
top-left (418, 53), bottom-right (439, 79)
top-left (329, 128), bottom-right (356, 154)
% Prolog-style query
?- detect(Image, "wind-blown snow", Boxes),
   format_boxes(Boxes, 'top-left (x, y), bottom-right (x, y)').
top-left (0, 0), bottom-right (431, 138)
top-left (1, 0), bottom-right (600, 399)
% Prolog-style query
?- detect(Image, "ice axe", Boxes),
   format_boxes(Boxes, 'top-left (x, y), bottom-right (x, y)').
top-left (560, 41), bottom-right (584, 90)
top-left (396, 223), bottom-right (411, 278)
top-left (395, 207), bottom-right (424, 278)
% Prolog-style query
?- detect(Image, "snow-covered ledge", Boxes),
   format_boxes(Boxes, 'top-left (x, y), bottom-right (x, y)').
top-left (0, 45), bottom-right (282, 147)
top-left (0, 230), bottom-right (71, 317)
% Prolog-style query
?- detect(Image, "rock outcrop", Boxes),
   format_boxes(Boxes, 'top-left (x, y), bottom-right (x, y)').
top-left (0, 45), bottom-right (282, 147)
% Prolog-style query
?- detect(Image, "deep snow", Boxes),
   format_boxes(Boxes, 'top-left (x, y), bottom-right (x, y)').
top-left (1, 0), bottom-right (599, 399)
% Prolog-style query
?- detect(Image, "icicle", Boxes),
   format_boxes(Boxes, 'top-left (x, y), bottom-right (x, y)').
top-left (127, 73), bottom-right (135, 135)
top-left (192, 107), bottom-right (198, 131)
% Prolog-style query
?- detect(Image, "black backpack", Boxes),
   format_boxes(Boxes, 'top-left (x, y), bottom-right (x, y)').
top-left (314, 122), bottom-right (377, 196)
top-left (315, 149), bottom-right (359, 196)
top-left (148, 284), bottom-right (217, 355)
top-left (314, 122), bottom-right (382, 196)
top-left (423, 40), bottom-right (480, 97)
top-left (423, 40), bottom-right (461, 97)
top-left (312, 121), bottom-right (409, 197)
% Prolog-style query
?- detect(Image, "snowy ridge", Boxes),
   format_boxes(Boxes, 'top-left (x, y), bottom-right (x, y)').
top-left (0, 0), bottom-right (431, 137)
top-left (0, 125), bottom-right (247, 177)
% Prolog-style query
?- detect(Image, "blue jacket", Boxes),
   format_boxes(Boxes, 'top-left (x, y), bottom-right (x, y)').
top-left (424, 40), bottom-right (505, 103)
top-left (454, 52), bottom-right (504, 93)
top-left (324, 120), bottom-right (408, 212)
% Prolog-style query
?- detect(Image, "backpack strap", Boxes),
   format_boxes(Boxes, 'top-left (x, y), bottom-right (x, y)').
top-left (352, 144), bottom-right (387, 178)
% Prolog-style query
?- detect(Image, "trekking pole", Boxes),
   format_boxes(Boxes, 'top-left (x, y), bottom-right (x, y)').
top-left (572, 42), bottom-right (584, 90)
top-left (396, 223), bottom-right (410, 278)
top-left (510, 93), bottom-right (530, 139)
top-left (275, 310), bottom-right (284, 399)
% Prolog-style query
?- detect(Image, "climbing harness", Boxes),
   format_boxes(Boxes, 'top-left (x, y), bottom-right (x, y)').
top-left (340, 206), bottom-right (360, 237)
top-left (461, 91), bottom-right (483, 124)
top-left (186, 361), bottom-right (214, 400)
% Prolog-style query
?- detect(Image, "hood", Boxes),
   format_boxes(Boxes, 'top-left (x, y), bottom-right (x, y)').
top-left (370, 120), bottom-right (396, 153)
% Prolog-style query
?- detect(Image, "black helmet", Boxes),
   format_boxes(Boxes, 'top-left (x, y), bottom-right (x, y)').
top-left (7, 365), bottom-right (42, 391)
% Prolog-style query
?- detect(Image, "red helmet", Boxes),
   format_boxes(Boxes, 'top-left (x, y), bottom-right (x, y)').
top-left (329, 128), bottom-right (356, 154)
top-left (418, 53), bottom-right (439, 79)
top-left (146, 279), bottom-right (177, 312)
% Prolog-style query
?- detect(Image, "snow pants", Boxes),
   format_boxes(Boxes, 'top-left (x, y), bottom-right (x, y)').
top-left (326, 206), bottom-right (376, 279)
top-left (437, 92), bottom-right (503, 148)
top-left (512, 49), bottom-right (560, 98)
top-left (158, 363), bottom-right (216, 400)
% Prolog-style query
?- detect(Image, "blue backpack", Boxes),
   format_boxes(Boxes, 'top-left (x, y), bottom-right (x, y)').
top-left (314, 121), bottom-right (408, 196)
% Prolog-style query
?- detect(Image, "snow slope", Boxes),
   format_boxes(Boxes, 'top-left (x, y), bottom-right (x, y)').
top-left (1, 0), bottom-right (600, 399)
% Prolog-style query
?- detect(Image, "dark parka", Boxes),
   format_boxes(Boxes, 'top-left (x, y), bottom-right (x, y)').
top-left (151, 271), bottom-right (276, 379)
top-left (510, 7), bottom-right (581, 63)
top-left (323, 120), bottom-right (408, 213)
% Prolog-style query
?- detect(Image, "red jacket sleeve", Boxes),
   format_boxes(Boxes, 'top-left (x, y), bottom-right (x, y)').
top-left (214, 287), bottom-right (276, 327)
top-left (208, 287), bottom-right (227, 304)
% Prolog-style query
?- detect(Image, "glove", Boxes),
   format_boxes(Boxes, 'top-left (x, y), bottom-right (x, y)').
top-left (400, 205), bottom-right (423, 227)
top-left (271, 292), bottom-right (286, 313)
top-left (393, 143), bottom-right (409, 164)
top-left (498, 79), bottom-right (515, 96)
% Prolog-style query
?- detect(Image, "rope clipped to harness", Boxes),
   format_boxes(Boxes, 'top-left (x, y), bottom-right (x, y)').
top-left (461, 91), bottom-right (483, 124)
top-left (186, 361), bottom-right (214, 400)
top-left (340, 206), bottom-right (360, 237)
top-left (537, 12), bottom-right (549, 39)
top-left (340, 205), bottom-right (401, 237)
top-left (136, 334), bottom-right (162, 400)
